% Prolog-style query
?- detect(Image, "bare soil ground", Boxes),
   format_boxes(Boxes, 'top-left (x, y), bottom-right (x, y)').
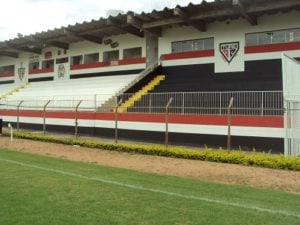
top-left (0, 136), bottom-right (299, 194)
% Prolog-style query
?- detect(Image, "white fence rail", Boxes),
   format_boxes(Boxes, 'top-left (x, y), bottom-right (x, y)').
top-left (0, 91), bottom-right (283, 116)
top-left (121, 91), bottom-right (283, 116)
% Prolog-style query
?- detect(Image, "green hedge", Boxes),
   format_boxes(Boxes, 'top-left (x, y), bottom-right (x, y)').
top-left (5, 131), bottom-right (300, 171)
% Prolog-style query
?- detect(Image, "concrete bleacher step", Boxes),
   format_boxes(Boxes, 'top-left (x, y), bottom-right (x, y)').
top-left (117, 75), bottom-right (165, 113)
top-left (0, 83), bottom-right (29, 100)
top-left (4, 74), bottom-right (139, 111)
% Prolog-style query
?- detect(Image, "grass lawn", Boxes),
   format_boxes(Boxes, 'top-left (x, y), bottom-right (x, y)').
top-left (0, 148), bottom-right (299, 225)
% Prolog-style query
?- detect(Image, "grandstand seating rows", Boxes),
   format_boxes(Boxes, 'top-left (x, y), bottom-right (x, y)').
top-left (0, 83), bottom-right (20, 98)
top-left (0, 72), bottom-right (283, 116)
top-left (0, 74), bottom-right (139, 111)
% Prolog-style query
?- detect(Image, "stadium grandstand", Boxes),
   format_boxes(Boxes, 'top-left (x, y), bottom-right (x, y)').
top-left (0, 0), bottom-right (299, 154)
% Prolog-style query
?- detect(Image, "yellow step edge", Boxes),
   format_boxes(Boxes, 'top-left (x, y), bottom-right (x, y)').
top-left (117, 75), bottom-right (165, 112)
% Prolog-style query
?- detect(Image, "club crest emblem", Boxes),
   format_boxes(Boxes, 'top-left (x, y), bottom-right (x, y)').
top-left (18, 62), bottom-right (25, 80)
top-left (58, 64), bottom-right (65, 78)
top-left (219, 42), bottom-right (239, 63)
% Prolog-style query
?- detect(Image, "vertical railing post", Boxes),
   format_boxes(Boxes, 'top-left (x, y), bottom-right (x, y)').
top-left (284, 100), bottom-right (289, 157)
top-left (149, 94), bottom-right (152, 113)
top-left (261, 92), bottom-right (264, 116)
top-left (43, 100), bottom-right (51, 135)
top-left (8, 123), bottom-right (13, 142)
top-left (227, 97), bottom-right (234, 150)
top-left (182, 92), bottom-right (185, 115)
top-left (74, 100), bottom-right (82, 139)
top-left (165, 97), bottom-right (173, 148)
top-left (94, 94), bottom-right (97, 112)
top-left (219, 92), bottom-right (222, 115)
top-left (115, 98), bottom-right (123, 144)
top-left (17, 100), bottom-right (24, 132)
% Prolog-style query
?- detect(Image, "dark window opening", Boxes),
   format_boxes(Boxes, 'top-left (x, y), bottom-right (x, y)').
top-left (42, 59), bottom-right (54, 69)
top-left (246, 28), bottom-right (300, 46)
top-left (71, 55), bottom-right (83, 65)
top-left (103, 50), bottom-right (119, 62)
top-left (84, 53), bottom-right (99, 64)
top-left (29, 62), bottom-right (39, 71)
top-left (0, 65), bottom-right (14, 74)
top-left (123, 47), bottom-right (142, 59)
top-left (56, 57), bottom-right (69, 64)
top-left (171, 38), bottom-right (214, 53)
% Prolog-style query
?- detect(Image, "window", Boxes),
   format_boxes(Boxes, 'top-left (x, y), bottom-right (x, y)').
top-left (56, 57), bottom-right (68, 64)
top-left (103, 50), bottom-right (119, 62)
top-left (258, 32), bottom-right (272, 45)
top-left (0, 65), bottom-right (14, 73)
top-left (289, 29), bottom-right (300, 42)
top-left (29, 62), bottom-right (39, 71)
top-left (272, 30), bottom-right (286, 44)
top-left (246, 28), bottom-right (300, 46)
top-left (123, 47), bottom-right (142, 59)
top-left (42, 59), bottom-right (54, 69)
top-left (245, 33), bottom-right (258, 46)
top-left (171, 38), bottom-right (214, 53)
top-left (71, 55), bottom-right (83, 65)
top-left (84, 53), bottom-right (99, 64)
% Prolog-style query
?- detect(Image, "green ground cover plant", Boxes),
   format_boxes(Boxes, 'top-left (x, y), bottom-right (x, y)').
top-left (5, 131), bottom-right (300, 171)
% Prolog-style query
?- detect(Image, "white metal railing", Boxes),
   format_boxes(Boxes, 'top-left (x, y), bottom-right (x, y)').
top-left (120, 90), bottom-right (284, 116)
top-left (0, 91), bottom-right (283, 116)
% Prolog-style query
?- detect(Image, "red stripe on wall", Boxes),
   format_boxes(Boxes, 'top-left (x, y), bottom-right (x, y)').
top-left (0, 110), bottom-right (283, 128)
top-left (0, 72), bottom-right (14, 78)
top-left (245, 42), bottom-right (300, 54)
top-left (70, 57), bottom-right (146, 70)
top-left (70, 62), bottom-right (107, 70)
top-left (161, 50), bottom-right (214, 61)
top-left (118, 57), bottom-right (146, 65)
top-left (29, 68), bottom-right (54, 75)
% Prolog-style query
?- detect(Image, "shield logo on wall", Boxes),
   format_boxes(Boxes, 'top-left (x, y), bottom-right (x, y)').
top-left (219, 42), bottom-right (239, 64)
top-left (18, 62), bottom-right (25, 80)
top-left (58, 64), bottom-right (65, 78)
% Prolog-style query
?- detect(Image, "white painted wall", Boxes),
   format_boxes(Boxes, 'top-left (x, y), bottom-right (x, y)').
top-left (64, 33), bottom-right (146, 60)
top-left (160, 10), bottom-right (300, 72)
top-left (0, 34), bottom-right (146, 83)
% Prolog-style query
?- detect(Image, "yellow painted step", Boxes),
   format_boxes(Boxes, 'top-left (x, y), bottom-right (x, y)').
top-left (117, 75), bottom-right (165, 112)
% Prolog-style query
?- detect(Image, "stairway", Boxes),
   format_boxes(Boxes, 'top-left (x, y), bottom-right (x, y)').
top-left (98, 62), bottom-right (160, 112)
top-left (117, 75), bottom-right (165, 112)
top-left (0, 83), bottom-right (29, 100)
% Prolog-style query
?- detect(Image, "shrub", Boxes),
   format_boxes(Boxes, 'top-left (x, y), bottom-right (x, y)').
top-left (4, 131), bottom-right (300, 171)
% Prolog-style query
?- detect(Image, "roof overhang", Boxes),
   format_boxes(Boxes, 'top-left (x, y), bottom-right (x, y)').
top-left (0, 0), bottom-right (299, 57)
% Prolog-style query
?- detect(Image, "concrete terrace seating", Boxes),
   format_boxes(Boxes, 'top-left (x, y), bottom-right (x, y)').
top-left (3, 74), bottom-right (139, 111)
top-left (0, 83), bottom-right (20, 98)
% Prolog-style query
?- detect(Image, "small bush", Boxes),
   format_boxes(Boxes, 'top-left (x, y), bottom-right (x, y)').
top-left (5, 131), bottom-right (300, 171)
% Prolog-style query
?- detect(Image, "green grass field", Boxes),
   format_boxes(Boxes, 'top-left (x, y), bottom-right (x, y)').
top-left (0, 148), bottom-right (299, 225)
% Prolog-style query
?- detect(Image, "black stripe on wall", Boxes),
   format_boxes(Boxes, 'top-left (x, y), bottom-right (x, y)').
top-left (28, 77), bottom-right (54, 82)
top-left (160, 59), bottom-right (282, 92)
top-left (70, 69), bottom-right (143, 79)
top-left (0, 80), bottom-right (14, 85)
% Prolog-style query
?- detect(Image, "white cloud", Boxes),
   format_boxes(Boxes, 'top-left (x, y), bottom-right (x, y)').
top-left (0, 0), bottom-right (209, 41)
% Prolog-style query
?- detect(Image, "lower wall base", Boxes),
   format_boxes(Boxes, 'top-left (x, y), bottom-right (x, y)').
top-left (4, 122), bottom-right (284, 154)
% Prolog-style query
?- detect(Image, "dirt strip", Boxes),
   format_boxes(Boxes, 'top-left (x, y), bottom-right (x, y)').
top-left (0, 137), bottom-right (299, 194)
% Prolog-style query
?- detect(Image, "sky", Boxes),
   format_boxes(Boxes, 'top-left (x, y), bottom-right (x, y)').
top-left (0, 0), bottom-right (212, 41)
